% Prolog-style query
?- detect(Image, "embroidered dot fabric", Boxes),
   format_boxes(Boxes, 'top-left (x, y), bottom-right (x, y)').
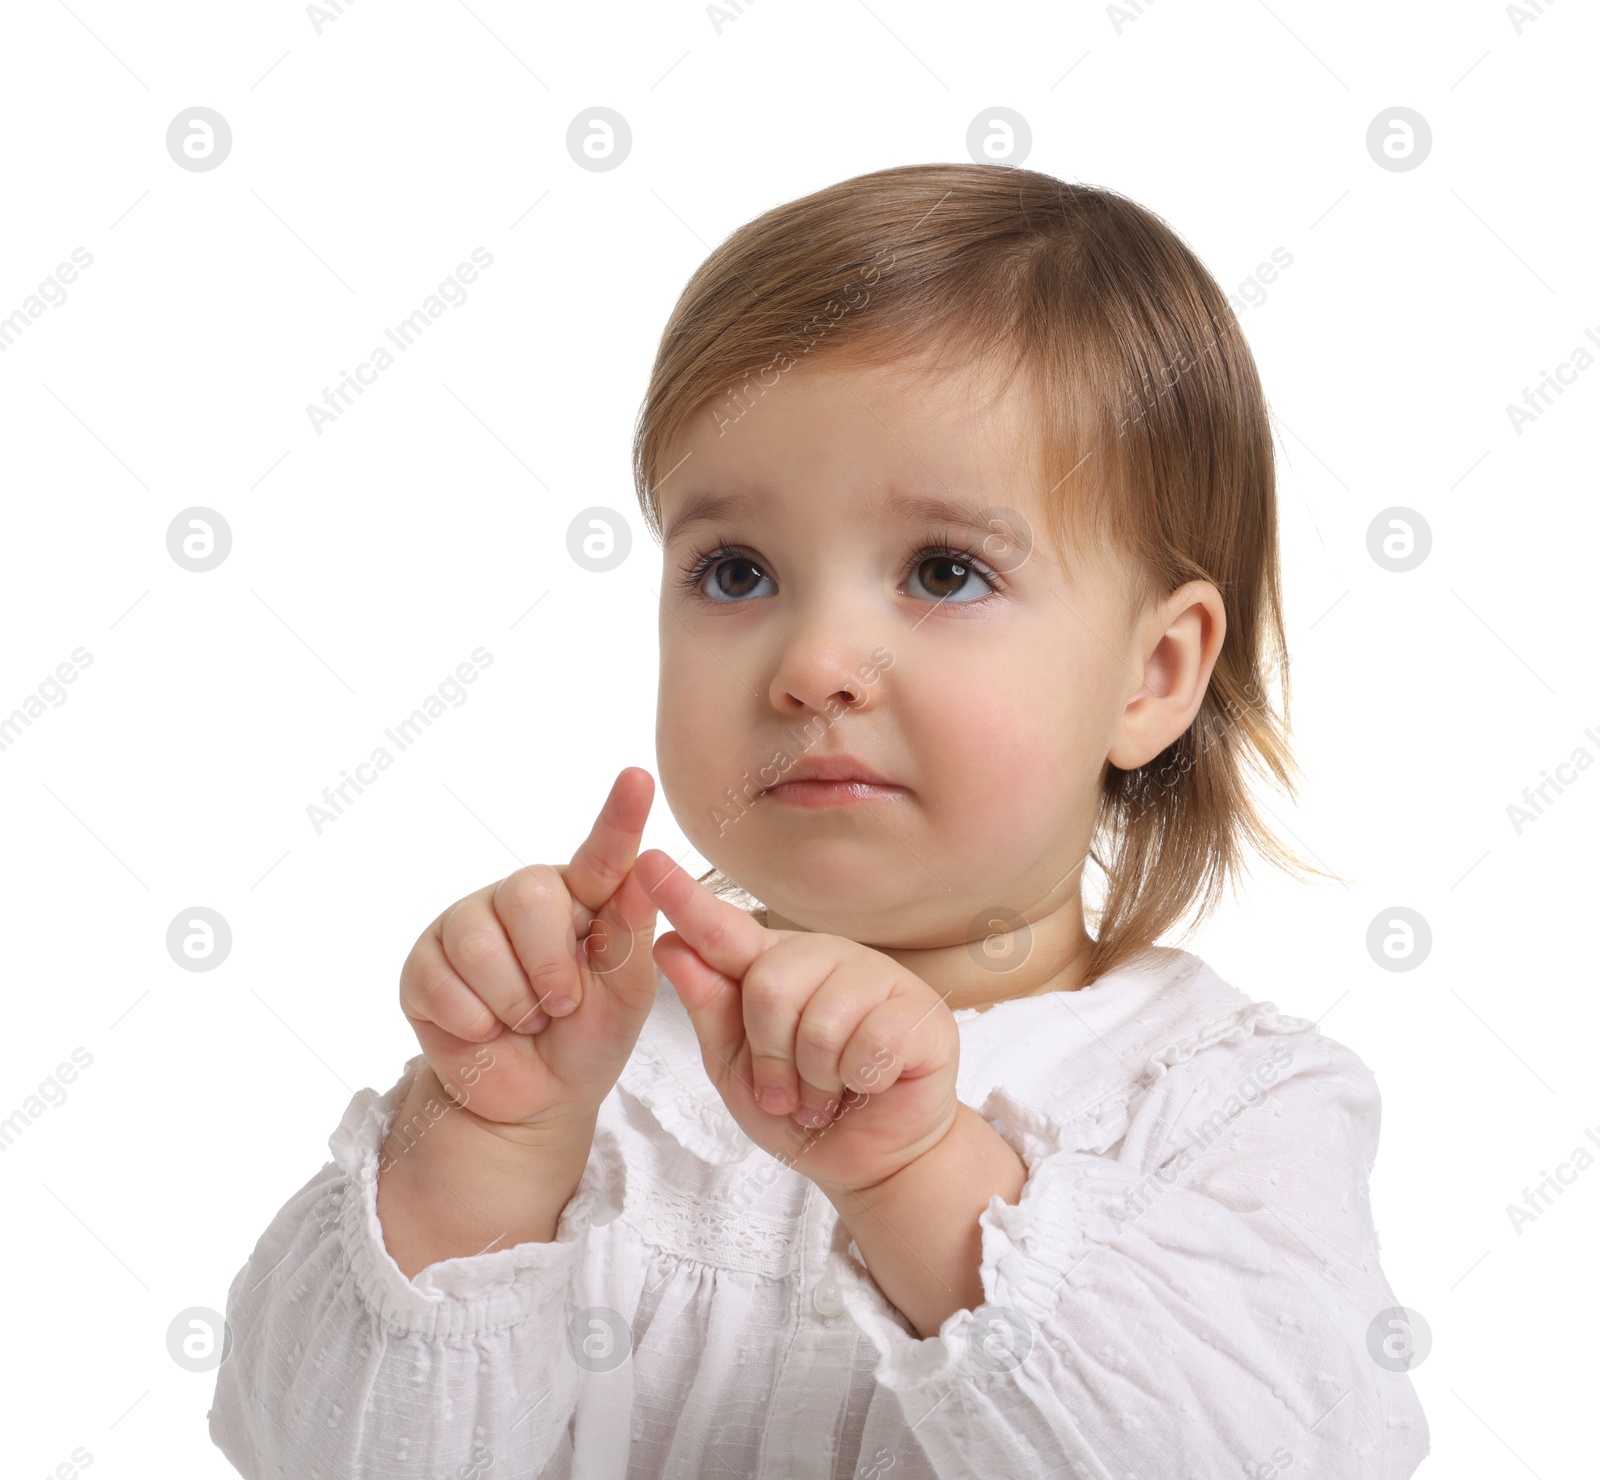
top-left (208, 946), bottom-right (1429, 1478)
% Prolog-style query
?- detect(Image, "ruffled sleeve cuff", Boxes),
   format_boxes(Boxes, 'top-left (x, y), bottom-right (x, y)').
top-left (327, 1053), bottom-right (625, 1340)
top-left (828, 1084), bottom-right (1120, 1392)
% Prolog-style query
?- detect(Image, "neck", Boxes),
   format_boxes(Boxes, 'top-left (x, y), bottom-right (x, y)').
top-left (760, 894), bottom-right (1095, 1013)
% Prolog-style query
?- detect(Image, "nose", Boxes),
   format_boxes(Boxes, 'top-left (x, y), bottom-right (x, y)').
top-left (767, 603), bottom-right (881, 716)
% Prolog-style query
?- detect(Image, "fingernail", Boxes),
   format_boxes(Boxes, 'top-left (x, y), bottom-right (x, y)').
top-left (793, 1105), bottom-right (828, 1127)
top-left (758, 1085), bottom-right (788, 1113)
top-left (545, 996), bottom-right (576, 1017)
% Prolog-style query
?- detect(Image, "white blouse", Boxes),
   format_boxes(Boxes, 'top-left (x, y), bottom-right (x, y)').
top-left (208, 945), bottom-right (1431, 1479)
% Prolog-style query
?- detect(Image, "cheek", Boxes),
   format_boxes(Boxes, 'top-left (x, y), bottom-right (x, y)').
top-left (658, 644), bottom-right (716, 759)
top-left (656, 637), bottom-right (749, 828)
top-left (911, 643), bottom-right (1113, 833)
top-left (947, 710), bottom-right (1068, 834)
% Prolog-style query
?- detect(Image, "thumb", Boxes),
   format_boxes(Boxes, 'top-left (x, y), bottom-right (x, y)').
top-left (581, 860), bottom-right (661, 1008)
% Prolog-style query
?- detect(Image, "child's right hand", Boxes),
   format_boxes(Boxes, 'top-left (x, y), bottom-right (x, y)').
top-left (397, 766), bottom-right (664, 1136)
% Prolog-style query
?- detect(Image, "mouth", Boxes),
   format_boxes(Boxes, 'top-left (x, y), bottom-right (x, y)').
top-left (757, 754), bottom-right (906, 809)
top-left (759, 778), bottom-right (907, 809)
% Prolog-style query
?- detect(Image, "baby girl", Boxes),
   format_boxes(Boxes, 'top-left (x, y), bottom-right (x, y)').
top-left (209, 161), bottom-right (1430, 1479)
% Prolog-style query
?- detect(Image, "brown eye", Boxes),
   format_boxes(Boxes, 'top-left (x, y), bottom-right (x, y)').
top-left (698, 554), bottom-right (775, 603)
top-left (911, 551), bottom-right (995, 603)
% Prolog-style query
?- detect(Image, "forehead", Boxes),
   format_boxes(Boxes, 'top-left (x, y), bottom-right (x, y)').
top-left (656, 355), bottom-right (1045, 540)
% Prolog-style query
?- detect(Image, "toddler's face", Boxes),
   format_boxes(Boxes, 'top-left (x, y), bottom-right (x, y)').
top-left (653, 354), bottom-right (1161, 953)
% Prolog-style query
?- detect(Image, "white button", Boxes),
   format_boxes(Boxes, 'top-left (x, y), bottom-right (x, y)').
top-left (812, 1276), bottom-right (844, 1319)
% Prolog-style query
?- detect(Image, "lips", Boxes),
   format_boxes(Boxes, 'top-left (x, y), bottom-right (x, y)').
top-left (759, 754), bottom-right (896, 791)
top-left (754, 754), bottom-right (907, 810)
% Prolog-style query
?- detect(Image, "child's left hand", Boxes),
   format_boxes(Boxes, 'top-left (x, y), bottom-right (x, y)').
top-left (638, 850), bottom-right (961, 1198)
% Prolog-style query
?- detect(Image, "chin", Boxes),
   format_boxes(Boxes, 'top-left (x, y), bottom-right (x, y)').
top-left (751, 867), bottom-right (935, 941)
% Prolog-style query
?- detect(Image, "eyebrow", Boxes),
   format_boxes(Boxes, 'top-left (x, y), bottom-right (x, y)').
top-left (661, 487), bottom-right (1006, 545)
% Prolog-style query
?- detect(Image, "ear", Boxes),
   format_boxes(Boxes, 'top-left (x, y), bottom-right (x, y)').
top-left (1107, 581), bottom-right (1227, 770)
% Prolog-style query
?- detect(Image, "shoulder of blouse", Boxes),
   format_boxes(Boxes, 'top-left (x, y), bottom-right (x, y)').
top-left (951, 949), bottom-right (1316, 1136)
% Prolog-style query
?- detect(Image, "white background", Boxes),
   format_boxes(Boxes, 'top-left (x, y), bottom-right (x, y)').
top-left (1, 0), bottom-right (1595, 1475)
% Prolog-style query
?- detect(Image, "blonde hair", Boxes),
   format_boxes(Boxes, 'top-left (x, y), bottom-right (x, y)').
top-left (631, 162), bottom-right (1322, 984)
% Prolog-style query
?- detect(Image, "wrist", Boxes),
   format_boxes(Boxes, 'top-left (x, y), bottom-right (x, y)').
top-left (818, 1103), bottom-right (1028, 1337)
top-left (376, 1064), bottom-right (599, 1275)
top-left (817, 1103), bottom-right (966, 1214)
top-left (418, 1062), bottom-right (597, 1163)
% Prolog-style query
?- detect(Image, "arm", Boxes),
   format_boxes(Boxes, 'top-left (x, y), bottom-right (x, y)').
top-left (825, 1027), bottom-right (1432, 1480)
top-left (209, 1055), bottom-right (621, 1480)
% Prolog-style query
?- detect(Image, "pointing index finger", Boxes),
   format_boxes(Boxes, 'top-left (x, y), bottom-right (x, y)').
top-left (636, 849), bottom-right (769, 982)
top-left (563, 767), bottom-right (655, 915)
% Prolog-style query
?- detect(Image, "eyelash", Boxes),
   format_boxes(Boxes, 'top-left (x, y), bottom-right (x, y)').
top-left (673, 533), bottom-right (1008, 605)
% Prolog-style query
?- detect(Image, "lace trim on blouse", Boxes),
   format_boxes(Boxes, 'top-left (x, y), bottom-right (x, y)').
top-left (621, 1162), bottom-right (810, 1279)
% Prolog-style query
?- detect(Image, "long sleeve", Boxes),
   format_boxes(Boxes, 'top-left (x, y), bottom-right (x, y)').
top-left (208, 1054), bottom-right (626, 1480)
top-left (828, 1024), bottom-right (1431, 1479)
